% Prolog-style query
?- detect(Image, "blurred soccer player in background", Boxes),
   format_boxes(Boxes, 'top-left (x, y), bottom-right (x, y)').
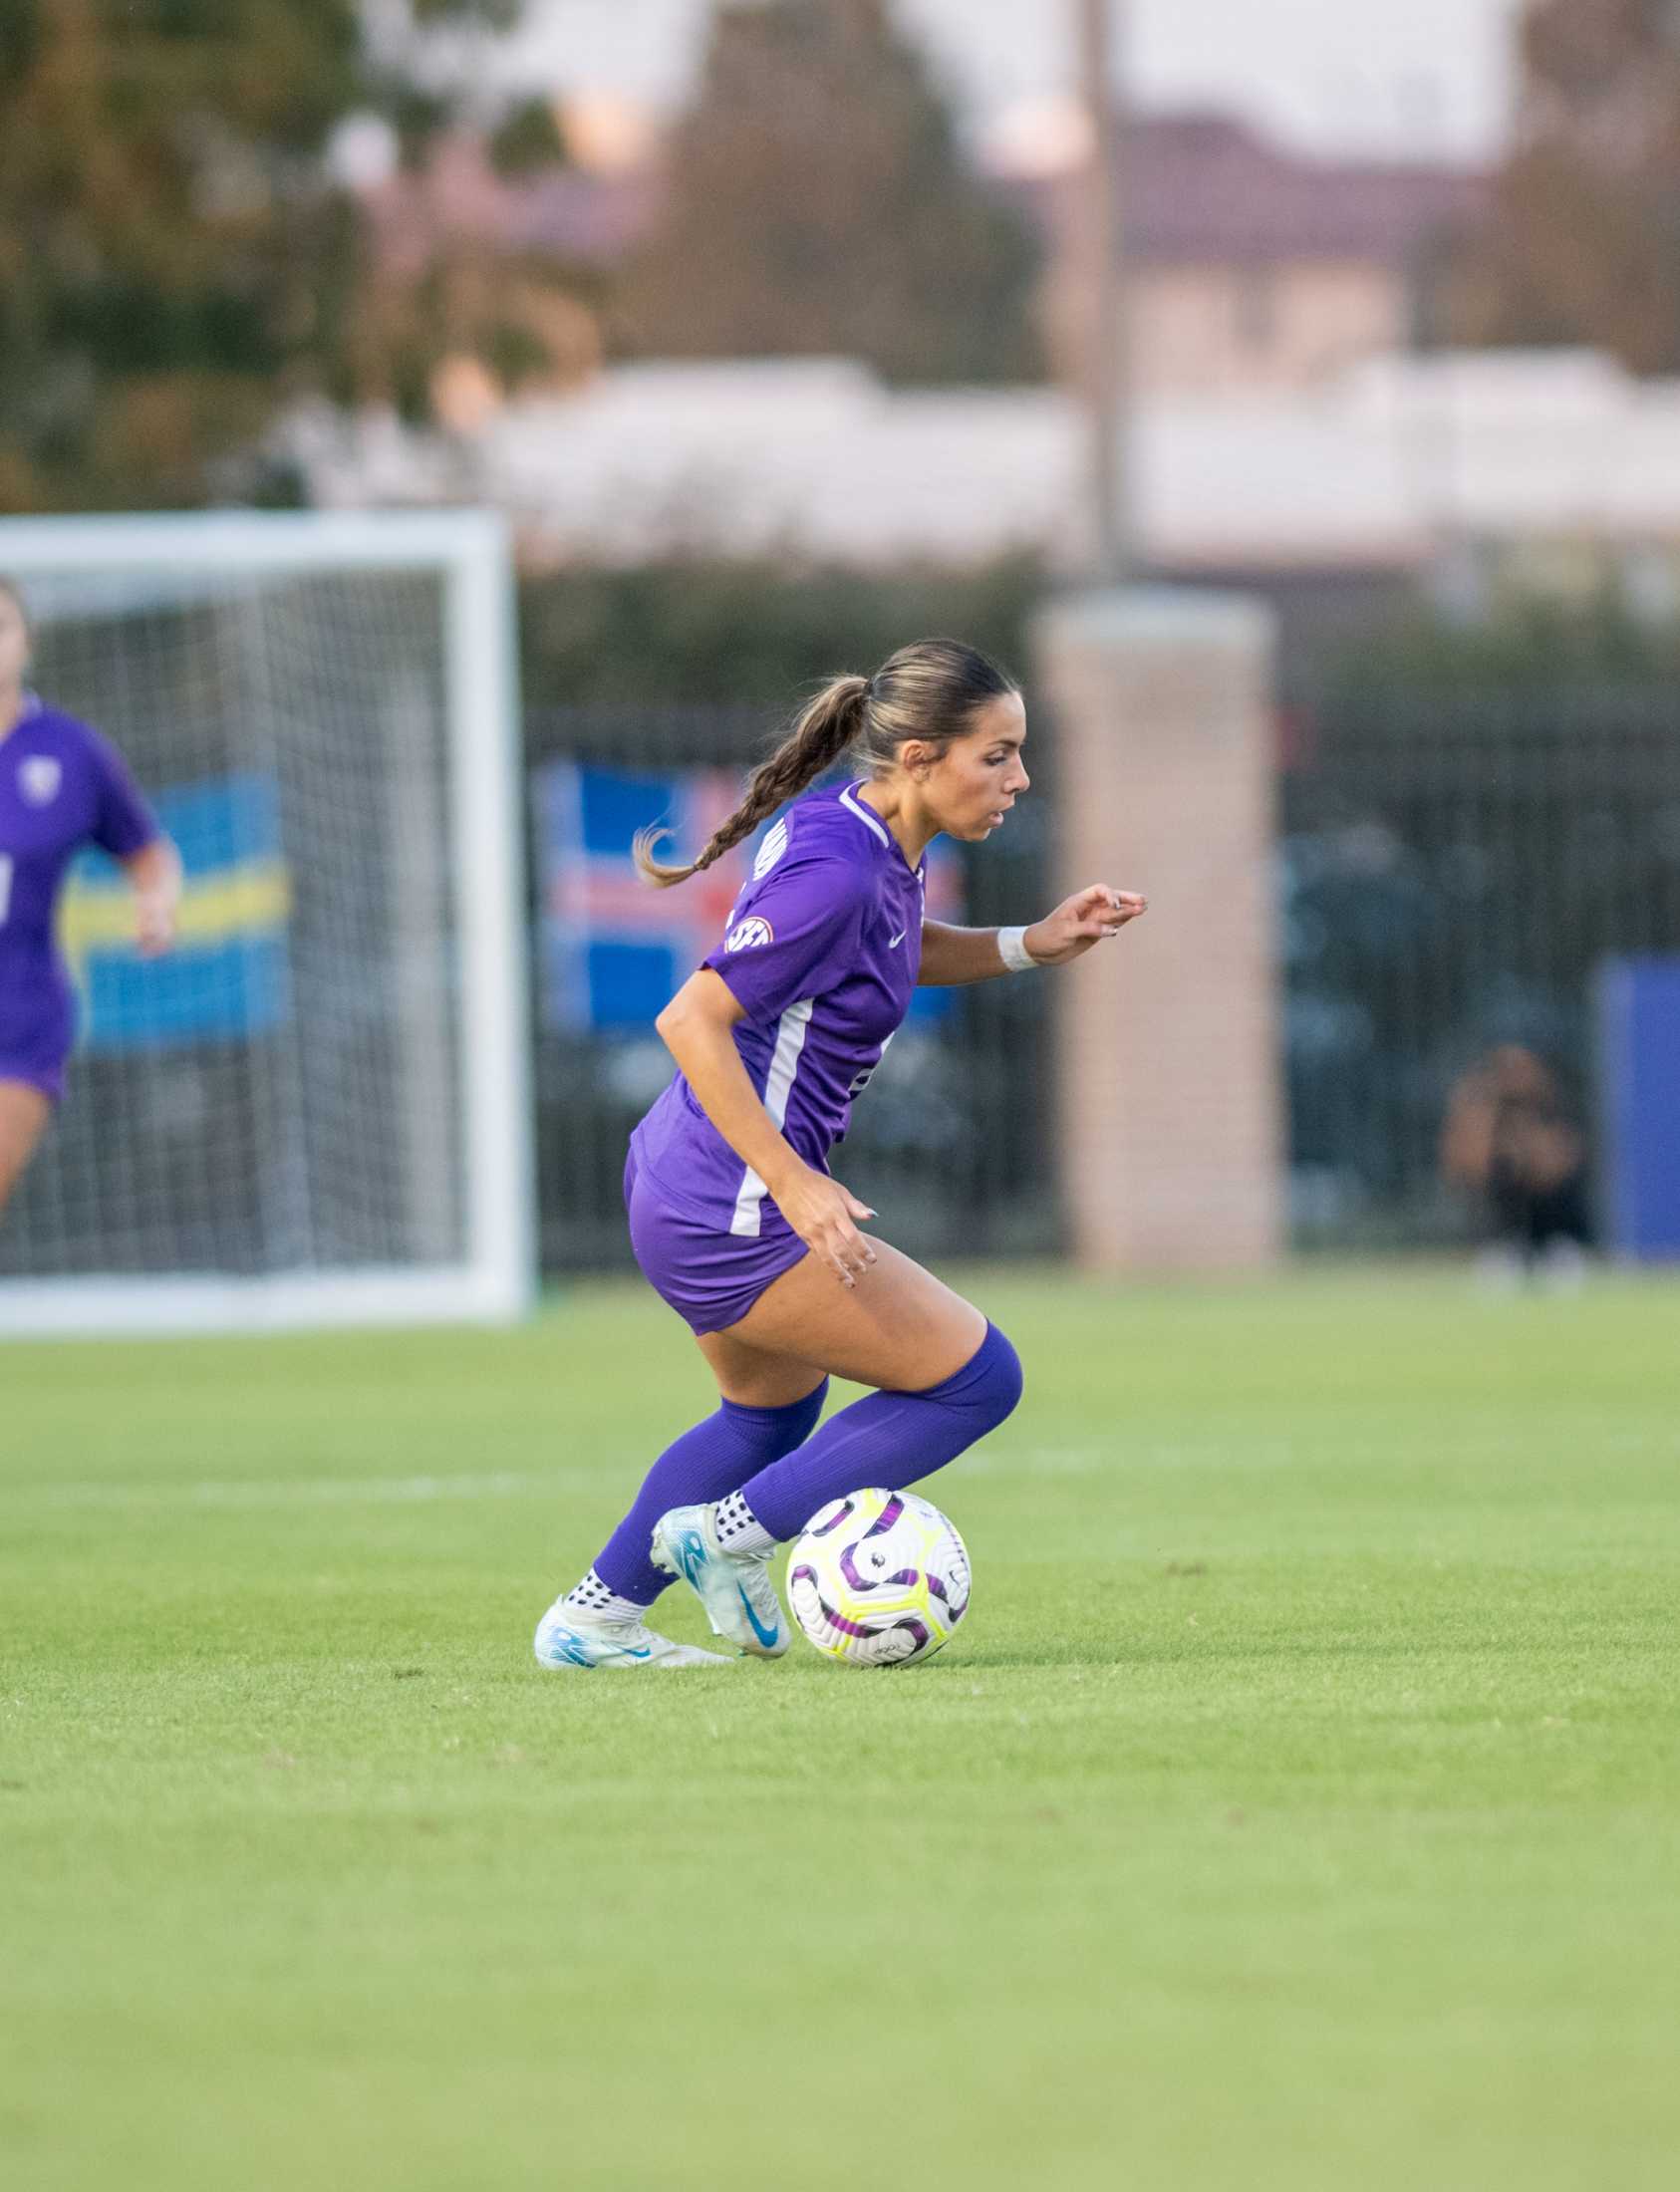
top-left (0, 578), bottom-right (180, 1223)
top-left (535, 637), bottom-right (1147, 1670)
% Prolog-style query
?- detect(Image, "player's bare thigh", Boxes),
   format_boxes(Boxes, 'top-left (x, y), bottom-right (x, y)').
top-left (697, 1237), bottom-right (986, 1403)
top-left (0, 1080), bottom-right (52, 1214)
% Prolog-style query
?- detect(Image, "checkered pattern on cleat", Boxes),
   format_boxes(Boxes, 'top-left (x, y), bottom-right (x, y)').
top-left (785, 1488), bottom-right (971, 1668)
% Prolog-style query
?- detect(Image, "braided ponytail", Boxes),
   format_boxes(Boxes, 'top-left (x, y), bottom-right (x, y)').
top-left (633, 674), bottom-right (870, 888)
top-left (633, 639), bottom-right (1017, 889)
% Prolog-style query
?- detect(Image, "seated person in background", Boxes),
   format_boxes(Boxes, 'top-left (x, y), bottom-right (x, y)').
top-left (1439, 1044), bottom-right (1593, 1283)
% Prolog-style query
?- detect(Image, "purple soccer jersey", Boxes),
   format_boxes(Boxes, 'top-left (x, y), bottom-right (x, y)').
top-left (631, 781), bottom-right (926, 1240)
top-left (0, 699), bottom-right (158, 1099)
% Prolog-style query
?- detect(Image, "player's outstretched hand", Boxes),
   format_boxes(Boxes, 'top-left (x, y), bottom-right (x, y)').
top-left (776, 1165), bottom-right (879, 1288)
top-left (1024, 885), bottom-right (1147, 966)
top-left (135, 899), bottom-right (177, 958)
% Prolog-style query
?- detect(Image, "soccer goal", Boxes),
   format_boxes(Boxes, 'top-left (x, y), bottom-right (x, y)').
top-left (0, 510), bottom-right (534, 1337)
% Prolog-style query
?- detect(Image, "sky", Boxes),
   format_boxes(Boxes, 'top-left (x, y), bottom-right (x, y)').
top-left (499, 0), bottom-right (1529, 164)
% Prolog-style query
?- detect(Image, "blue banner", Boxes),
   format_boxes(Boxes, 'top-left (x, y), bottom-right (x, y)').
top-left (537, 760), bottom-right (962, 1035)
top-left (63, 772), bottom-right (292, 1052)
top-left (1597, 956), bottom-right (1680, 1260)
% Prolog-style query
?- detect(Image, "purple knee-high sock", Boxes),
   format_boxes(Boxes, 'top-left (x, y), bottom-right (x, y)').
top-left (734, 1323), bottom-right (1022, 1543)
top-left (592, 1381), bottom-right (828, 1604)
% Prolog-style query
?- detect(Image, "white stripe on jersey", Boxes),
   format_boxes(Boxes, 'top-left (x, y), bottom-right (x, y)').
top-left (753, 817), bottom-right (789, 878)
top-left (839, 783), bottom-right (890, 848)
top-left (729, 997), bottom-right (814, 1237)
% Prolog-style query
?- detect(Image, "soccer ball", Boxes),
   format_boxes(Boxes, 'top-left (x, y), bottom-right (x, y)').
top-left (785, 1488), bottom-right (971, 1668)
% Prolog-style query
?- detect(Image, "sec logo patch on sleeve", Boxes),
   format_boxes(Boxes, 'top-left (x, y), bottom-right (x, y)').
top-left (725, 917), bottom-right (774, 952)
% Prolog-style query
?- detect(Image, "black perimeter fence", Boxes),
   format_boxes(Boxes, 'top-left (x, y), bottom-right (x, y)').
top-left (1282, 683), bottom-right (1680, 1248)
top-left (532, 686), bottom-right (1680, 1272)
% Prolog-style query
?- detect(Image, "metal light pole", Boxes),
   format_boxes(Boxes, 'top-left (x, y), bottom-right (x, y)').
top-left (1077, 0), bottom-right (1133, 581)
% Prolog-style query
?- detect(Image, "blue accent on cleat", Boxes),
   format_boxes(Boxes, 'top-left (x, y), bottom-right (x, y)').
top-left (736, 1584), bottom-right (780, 1651)
top-left (649, 1504), bottom-right (790, 1659)
top-left (532, 1600), bottom-right (730, 1671)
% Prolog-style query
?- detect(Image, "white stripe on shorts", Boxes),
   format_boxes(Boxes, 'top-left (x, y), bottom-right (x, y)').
top-left (730, 997), bottom-right (813, 1237)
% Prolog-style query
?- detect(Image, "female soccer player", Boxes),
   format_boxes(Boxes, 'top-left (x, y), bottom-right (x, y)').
top-left (0, 577), bottom-right (180, 1223)
top-left (535, 638), bottom-right (1146, 1669)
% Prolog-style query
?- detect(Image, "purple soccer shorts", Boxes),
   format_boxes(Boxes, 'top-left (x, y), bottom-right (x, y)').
top-left (624, 1151), bottom-right (809, 1336)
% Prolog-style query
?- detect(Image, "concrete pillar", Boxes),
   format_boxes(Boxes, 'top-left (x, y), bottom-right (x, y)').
top-left (1032, 588), bottom-right (1283, 1270)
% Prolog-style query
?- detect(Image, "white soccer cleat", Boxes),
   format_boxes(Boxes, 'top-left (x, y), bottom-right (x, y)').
top-left (532, 1599), bottom-right (731, 1671)
top-left (649, 1503), bottom-right (790, 1659)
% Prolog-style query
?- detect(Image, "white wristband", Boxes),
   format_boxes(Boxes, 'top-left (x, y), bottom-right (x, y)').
top-left (996, 925), bottom-right (1039, 973)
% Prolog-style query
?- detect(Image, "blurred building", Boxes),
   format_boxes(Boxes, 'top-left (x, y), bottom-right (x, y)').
top-left (360, 106), bottom-right (1486, 409)
top-left (1010, 111), bottom-right (1487, 399)
top-left (363, 126), bottom-right (658, 288)
top-left (287, 347), bottom-right (1680, 592)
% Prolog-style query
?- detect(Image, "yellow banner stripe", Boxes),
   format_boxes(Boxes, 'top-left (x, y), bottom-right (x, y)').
top-left (59, 860), bottom-right (293, 956)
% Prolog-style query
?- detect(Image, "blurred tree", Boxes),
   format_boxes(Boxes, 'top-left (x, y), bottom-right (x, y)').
top-left (1323, 587), bottom-right (1680, 705)
top-left (0, 0), bottom-right (568, 511)
top-left (487, 95), bottom-right (572, 179)
top-left (1441, 0), bottom-right (1680, 372)
top-left (614, 0), bottom-right (1042, 384)
top-left (518, 553), bottom-right (1045, 710)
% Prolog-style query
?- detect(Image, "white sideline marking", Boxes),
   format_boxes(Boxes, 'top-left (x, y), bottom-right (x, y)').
top-left (15, 1446), bottom-right (1134, 1516)
top-left (963, 1448), bottom-right (1108, 1478)
top-left (21, 1469), bottom-right (566, 1513)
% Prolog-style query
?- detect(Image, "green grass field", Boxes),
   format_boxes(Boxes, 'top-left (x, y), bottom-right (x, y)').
top-left (3, 1268), bottom-right (1678, 2192)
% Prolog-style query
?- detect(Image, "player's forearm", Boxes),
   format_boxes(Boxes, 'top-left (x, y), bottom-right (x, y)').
top-left (123, 836), bottom-right (181, 909)
top-left (917, 920), bottom-right (1040, 985)
top-left (655, 1001), bottom-right (806, 1198)
top-left (122, 836), bottom-right (181, 953)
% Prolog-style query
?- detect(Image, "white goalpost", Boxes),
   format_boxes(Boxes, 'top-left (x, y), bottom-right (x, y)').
top-left (0, 510), bottom-right (534, 1337)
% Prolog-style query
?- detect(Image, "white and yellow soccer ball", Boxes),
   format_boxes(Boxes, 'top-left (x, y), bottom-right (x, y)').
top-left (786, 1488), bottom-right (971, 1667)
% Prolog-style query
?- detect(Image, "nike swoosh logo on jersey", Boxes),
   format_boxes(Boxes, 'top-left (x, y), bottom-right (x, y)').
top-left (888, 928), bottom-right (907, 948)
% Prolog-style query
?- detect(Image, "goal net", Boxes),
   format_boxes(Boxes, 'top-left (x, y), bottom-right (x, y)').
top-left (0, 512), bottom-right (532, 1336)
